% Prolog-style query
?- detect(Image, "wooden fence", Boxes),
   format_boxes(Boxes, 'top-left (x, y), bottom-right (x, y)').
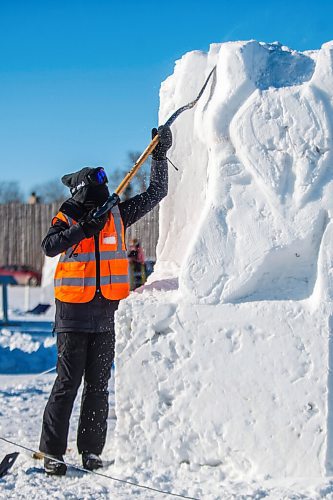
top-left (0, 203), bottom-right (159, 272)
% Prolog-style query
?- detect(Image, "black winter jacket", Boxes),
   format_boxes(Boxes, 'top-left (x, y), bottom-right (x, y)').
top-left (42, 159), bottom-right (168, 333)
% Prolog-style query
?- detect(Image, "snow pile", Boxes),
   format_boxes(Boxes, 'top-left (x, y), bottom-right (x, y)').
top-left (0, 329), bottom-right (41, 353)
top-left (0, 285), bottom-right (55, 375)
top-left (0, 327), bottom-right (56, 374)
top-left (114, 39), bottom-right (333, 492)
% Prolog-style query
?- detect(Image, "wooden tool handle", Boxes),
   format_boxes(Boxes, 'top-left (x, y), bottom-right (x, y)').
top-left (115, 133), bottom-right (160, 195)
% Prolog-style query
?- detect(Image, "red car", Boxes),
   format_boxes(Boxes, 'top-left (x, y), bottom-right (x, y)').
top-left (0, 265), bottom-right (42, 286)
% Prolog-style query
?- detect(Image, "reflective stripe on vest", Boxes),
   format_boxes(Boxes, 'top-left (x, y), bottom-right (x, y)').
top-left (54, 275), bottom-right (129, 287)
top-left (54, 206), bottom-right (130, 303)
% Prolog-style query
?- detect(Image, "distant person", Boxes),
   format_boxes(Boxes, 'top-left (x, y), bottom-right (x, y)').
top-left (128, 238), bottom-right (146, 290)
top-left (38, 125), bottom-right (172, 476)
top-left (28, 191), bottom-right (40, 204)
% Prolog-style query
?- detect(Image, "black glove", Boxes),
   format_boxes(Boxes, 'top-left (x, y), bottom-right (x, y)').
top-left (80, 210), bottom-right (108, 238)
top-left (151, 125), bottom-right (172, 160)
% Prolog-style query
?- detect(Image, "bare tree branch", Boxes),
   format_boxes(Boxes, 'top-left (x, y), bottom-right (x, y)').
top-left (0, 181), bottom-right (24, 203)
top-left (31, 179), bottom-right (66, 204)
top-left (109, 151), bottom-right (150, 200)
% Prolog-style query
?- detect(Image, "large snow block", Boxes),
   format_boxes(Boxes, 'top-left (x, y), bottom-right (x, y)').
top-left (114, 40), bottom-right (333, 481)
top-left (154, 40), bottom-right (333, 304)
top-left (115, 296), bottom-right (330, 478)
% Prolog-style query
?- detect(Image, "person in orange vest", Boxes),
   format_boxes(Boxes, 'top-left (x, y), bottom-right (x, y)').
top-left (128, 238), bottom-right (146, 290)
top-left (39, 126), bottom-right (172, 475)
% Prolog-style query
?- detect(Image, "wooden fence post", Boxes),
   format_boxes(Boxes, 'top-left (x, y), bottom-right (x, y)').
top-left (0, 202), bottom-right (159, 272)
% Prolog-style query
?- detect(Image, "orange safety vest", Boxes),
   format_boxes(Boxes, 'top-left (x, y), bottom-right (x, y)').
top-left (53, 206), bottom-right (130, 303)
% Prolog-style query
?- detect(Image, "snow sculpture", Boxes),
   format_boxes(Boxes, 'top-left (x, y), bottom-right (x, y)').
top-left (114, 41), bottom-right (333, 487)
top-left (156, 41), bottom-right (333, 304)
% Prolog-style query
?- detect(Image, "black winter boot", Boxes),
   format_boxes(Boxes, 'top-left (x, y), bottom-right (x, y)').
top-left (82, 453), bottom-right (103, 471)
top-left (44, 455), bottom-right (67, 476)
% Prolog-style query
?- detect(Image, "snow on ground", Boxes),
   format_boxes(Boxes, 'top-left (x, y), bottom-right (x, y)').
top-left (0, 375), bottom-right (129, 500)
top-left (2, 39), bottom-right (333, 499)
top-left (2, 373), bottom-right (333, 498)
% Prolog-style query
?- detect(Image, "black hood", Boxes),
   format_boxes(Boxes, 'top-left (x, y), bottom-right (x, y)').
top-left (61, 167), bottom-right (110, 208)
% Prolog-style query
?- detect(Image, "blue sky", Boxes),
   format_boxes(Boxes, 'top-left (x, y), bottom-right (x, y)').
top-left (1, 0), bottom-right (332, 198)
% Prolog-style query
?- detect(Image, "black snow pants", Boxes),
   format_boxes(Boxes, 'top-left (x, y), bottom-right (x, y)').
top-left (39, 330), bottom-right (115, 456)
